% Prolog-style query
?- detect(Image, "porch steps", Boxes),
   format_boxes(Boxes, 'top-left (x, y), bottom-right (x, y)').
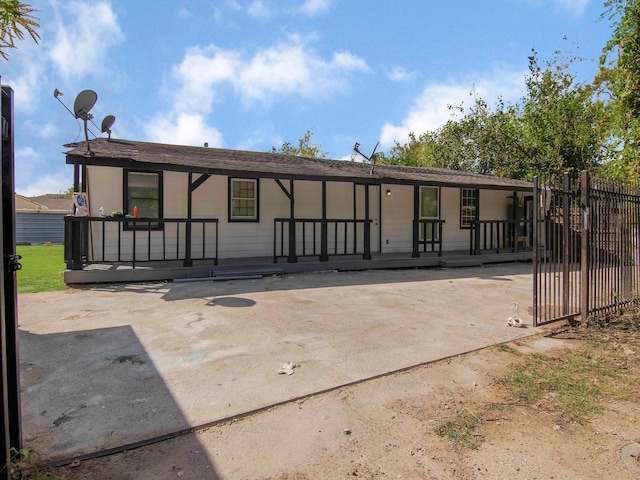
top-left (438, 257), bottom-right (483, 268)
top-left (183, 265), bottom-right (284, 281)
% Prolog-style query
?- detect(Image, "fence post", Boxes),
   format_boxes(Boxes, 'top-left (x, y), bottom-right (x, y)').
top-left (532, 176), bottom-right (539, 326)
top-left (581, 170), bottom-right (590, 324)
top-left (562, 173), bottom-right (570, 316)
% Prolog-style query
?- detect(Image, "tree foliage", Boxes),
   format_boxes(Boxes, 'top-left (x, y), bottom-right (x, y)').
top-left (0, 1), bottom-right (40, 61)
top-left (384, 51), bottom-right (610, 181)
top-left (598, 0), bottom-right (640, 181)
top-left (271, 129), bottom-right (328, 158)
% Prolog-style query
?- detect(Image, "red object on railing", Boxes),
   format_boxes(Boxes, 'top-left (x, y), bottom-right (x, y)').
top-left (133, 206), bottom-right (138, 218)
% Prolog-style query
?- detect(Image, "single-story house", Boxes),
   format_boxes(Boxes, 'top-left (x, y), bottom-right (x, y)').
top-left (63, 137), bottom-right (533, 284)
top-left (15, 193), bottom-right (74, 244)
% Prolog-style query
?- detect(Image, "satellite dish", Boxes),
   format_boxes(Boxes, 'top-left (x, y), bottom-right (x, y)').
top-left (73, 89), bottom-right (97, 119)
top-left (101, 115), bottom-right (115, 133)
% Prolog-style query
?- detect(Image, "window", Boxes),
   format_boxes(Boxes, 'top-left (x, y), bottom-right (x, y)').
top-left (460, 188), bottom-right (478, 228)
top-left (419, 186), bottom-right (439, 219)
top-left (123, 170), bottom-right (163, 230)
top-left (419, 186), bottom-right (440, 240)
top-left (229, 178), bottom-right (259, 221)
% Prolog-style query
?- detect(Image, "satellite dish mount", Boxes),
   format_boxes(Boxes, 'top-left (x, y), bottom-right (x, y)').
top-left (353, 141), bottom-right (379, 175)
top-left (53, 88), bottom-right (117, 154)
top-left (74, 90), bottom-right (98, 156)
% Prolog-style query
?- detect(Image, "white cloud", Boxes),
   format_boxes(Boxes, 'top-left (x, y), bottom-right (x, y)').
top-left (247, 0), bottom-right (271, 18)
top-left (552, 0), bottom-right (589, 16)
top-left (49, 1), bottom-right (124, 81)
top-left (170, 35), bottom-right (370, 108)
top-left (14, 147), bottom-right (71, 196)
top-left (150, 34), bottom-right (368, 147)
top-left (386, 66), bottom-right (415, 82)
top-left (298, 0), bottom-right (333, 16)
top-left (379, 69), bottom-right (525, 148)
top-left (145, 113), bottom-right (224, 148)
top-left (18, 173), bottom-right (71, 197)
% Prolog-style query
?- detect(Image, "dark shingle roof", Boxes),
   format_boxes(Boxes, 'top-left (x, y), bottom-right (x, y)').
top-left (64, 138), bottom-right (532, 191)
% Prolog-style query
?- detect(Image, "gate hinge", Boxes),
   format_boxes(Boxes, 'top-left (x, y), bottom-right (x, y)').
top-left (6, 254), bottom-right (22, 273)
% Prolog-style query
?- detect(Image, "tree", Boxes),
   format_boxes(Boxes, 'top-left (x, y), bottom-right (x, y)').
top-left (598, 0), bottom-right (640, 180)
top-left (271, 129), bottom-right (328, 158)
top-left (0, 1), bottom-right (40, 61)
top-left (383, 51), bottom-right (609, 181)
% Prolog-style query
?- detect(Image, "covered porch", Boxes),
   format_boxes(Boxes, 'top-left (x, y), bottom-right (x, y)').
top-left (64, 212), bottom-right (533, 284)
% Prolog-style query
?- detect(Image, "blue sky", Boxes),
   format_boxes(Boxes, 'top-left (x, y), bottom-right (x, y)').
top-left (2, 0), bottom-right (615, 196)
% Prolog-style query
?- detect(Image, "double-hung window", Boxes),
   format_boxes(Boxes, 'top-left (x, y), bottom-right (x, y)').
top-left (123, 170), bottom-right (163, 230)
top-left (229, 178), bottom-right (259, 221)
top-left (460, 188), bottom-right (478, 228)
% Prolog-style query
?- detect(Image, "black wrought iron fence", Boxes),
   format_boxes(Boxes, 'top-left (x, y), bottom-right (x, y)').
top-left (533, 171), bottom-right (640, 326)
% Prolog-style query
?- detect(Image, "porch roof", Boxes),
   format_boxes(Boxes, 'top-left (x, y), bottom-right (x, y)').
top-left (65, 137), bottom-right (532, 191)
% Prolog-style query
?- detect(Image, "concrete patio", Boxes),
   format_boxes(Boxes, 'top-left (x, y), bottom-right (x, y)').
top-left (19, 262), bottom-right (540, 462)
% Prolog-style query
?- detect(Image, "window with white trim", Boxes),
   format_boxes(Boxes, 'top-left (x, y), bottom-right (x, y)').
top-left (229, 178), bottom-right (258, 221)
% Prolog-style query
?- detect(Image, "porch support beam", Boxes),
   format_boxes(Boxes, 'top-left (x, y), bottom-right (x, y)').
top-left (320, 181), bottom-right (328, 261)
top-left (191, 173), bottom-right (210, 192)
top-left (275, 179), bottom-right (292, 200)
top-left (288, 180), bottom-right (296, 263)
top-left (184, 172), bottom-right (194, 267)
top-left (412, 185), bottom-right (419, 258)
top-left (73, 164), bottom-right (80, 192)
top-left (363, 184), bottom-right (372, 260)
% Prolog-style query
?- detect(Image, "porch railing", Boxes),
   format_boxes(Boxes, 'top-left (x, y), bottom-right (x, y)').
top-left (65, 216), bottom-right (219, 270)
top-left (412, 219), bottom-right (445, 257)
top-left (470, 219), bottom-right (533, 255)
top-left (273, 218), bottom-right (372, 263)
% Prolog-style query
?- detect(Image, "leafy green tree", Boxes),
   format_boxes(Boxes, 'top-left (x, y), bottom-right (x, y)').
top-left (271, 129), bottom-right (328, 158)
top-left (384, 51), bottom-right (609, 180)
top-left (0, 1), bottom-right (40, 61)
top-left (598, 0), bottom-right (640, 181)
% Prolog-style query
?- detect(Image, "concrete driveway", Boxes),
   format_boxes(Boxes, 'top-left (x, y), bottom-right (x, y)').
top-left (19, 263), bottom-right (539, 461)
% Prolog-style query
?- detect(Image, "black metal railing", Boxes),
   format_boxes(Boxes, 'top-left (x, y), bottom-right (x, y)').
top-left (412, 219), bottom-right (445, 257)
top-left (65, 216), bottom-right (218, 270)
top-left (273, 218), bottom-right (372, 262)
top-left (469, 219), bottom-right (533, 255)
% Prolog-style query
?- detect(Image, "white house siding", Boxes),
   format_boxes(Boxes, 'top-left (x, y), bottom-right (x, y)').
top-left (85, 166), bottom-right (524, 262)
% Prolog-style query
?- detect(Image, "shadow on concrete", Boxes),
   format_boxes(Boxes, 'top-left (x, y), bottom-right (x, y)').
top-left (19, 326), bottom-right (220, 478)
top-left (86, 262), bottom-right (532, 303)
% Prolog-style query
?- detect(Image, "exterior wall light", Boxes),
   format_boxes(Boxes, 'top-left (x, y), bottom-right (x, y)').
top-left (386, 189), bottom-right (392, 197)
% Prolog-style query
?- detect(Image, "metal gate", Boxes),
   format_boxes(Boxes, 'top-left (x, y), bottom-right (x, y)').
top-left (533, 171), bottom-right (640, 326)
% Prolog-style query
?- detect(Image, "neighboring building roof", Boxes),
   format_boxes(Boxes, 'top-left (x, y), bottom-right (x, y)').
top-left (15, 193), bottom-right (74, 213)
top-left (65, 137), bottom-right (533, 191)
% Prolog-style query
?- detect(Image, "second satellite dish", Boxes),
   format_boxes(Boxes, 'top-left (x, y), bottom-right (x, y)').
top-left (101, 115), bottom-right (115, 133)
top-left (73, 90), bottom-right (97, 119)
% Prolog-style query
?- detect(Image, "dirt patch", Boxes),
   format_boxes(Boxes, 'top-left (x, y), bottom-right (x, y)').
top-left (18, 318), bottom-right (640, 480)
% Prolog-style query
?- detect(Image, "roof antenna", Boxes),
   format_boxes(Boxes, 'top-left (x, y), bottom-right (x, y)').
top-left (353, 141), bottom-right (379, 175)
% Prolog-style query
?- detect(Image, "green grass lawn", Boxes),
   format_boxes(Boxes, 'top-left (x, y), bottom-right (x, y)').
top-left (15, 244), bottom-right (66, 293)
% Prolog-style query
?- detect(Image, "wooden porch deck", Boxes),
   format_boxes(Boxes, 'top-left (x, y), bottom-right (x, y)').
top-left (63, 250), bottom-right (533, 285)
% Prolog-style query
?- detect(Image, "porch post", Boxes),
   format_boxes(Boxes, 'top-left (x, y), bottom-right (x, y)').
top-left (288, 180), bottom-right (297, 263)
top-left (412, 185), bottom-right (419, 257)
top-left (320, 181), bottom-right (328, 261)
top-left (184, 172), bottom-right (193, 267)
top-left (363, 184), bottom-right (371, 260)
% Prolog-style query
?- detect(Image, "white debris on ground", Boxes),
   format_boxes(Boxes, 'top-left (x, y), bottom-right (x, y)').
top-left (506, 302), bottom-right (524, 328)
top-left (278, 362), bottom-right (299, 375)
